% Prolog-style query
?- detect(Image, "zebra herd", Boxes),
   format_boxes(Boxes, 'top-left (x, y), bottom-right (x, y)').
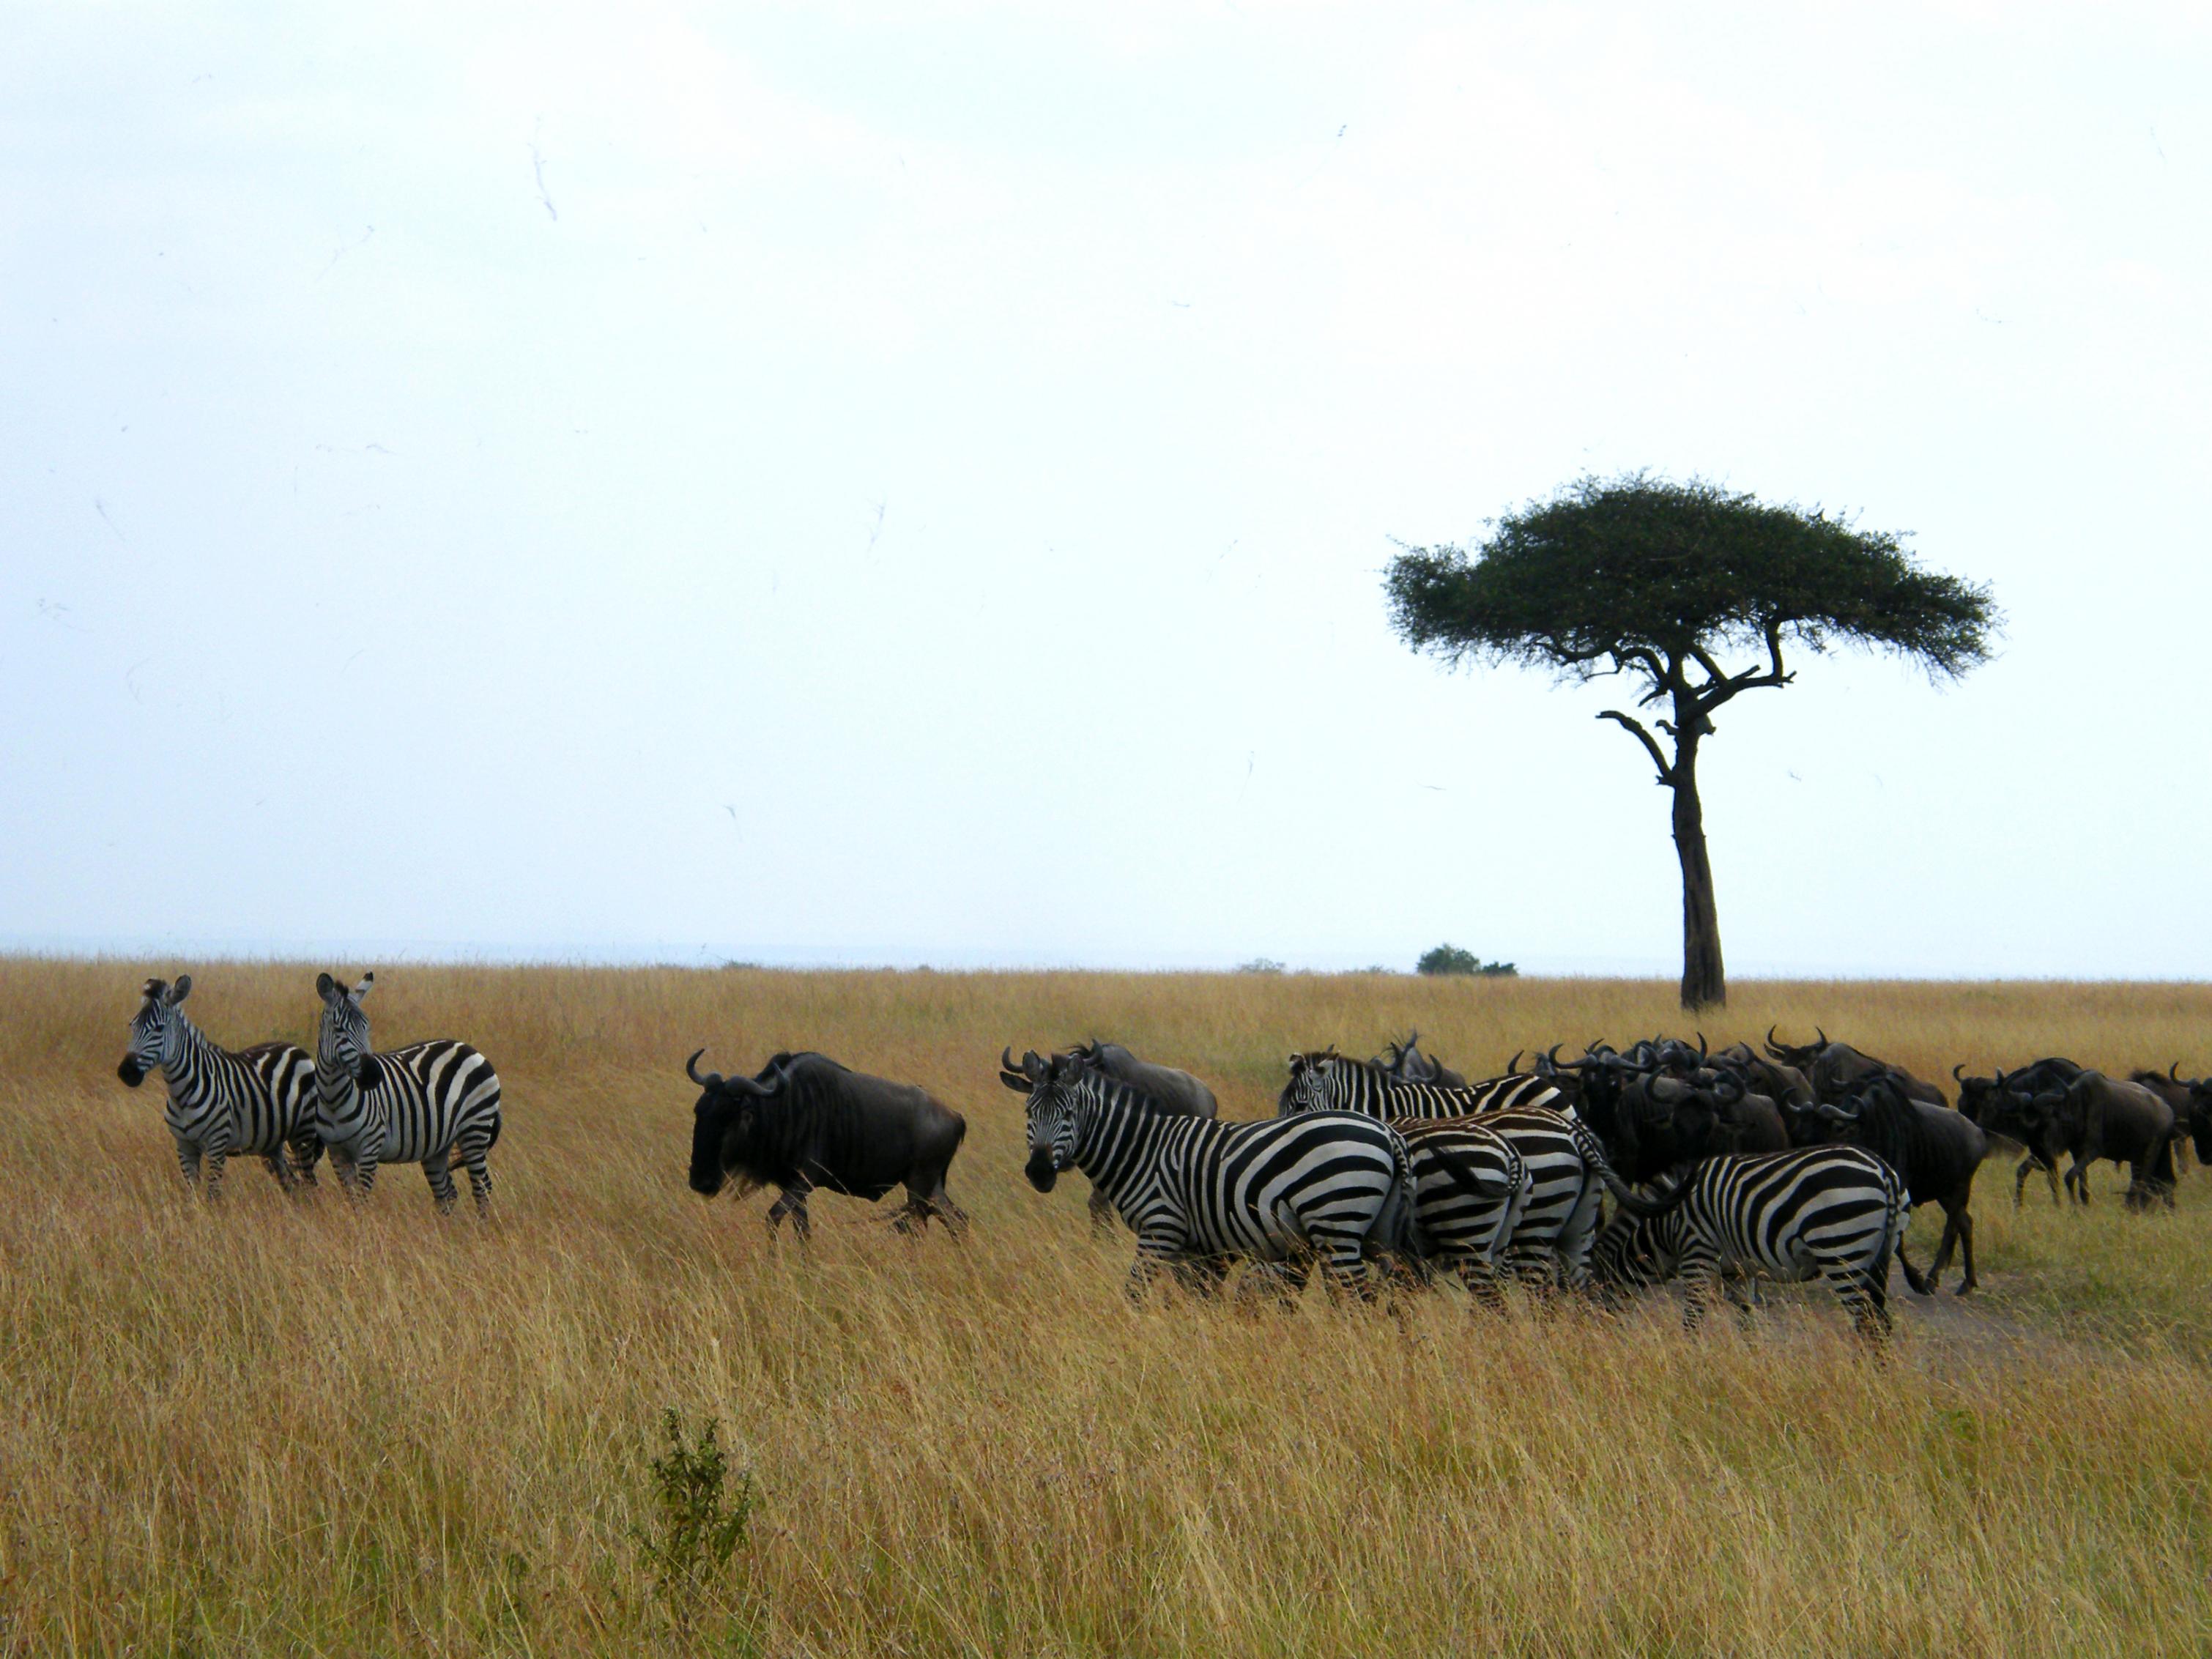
top-left (116, 973), bottom-right (502, 1211)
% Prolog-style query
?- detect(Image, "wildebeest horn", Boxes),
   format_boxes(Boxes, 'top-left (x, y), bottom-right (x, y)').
top-left (1815, 1025), bottom-right (1830, 1047)
top-left (685, 1048), bottom-right (721, 1088)
top-left (1952, 1063), bottom-right (1965, 1083)
top-left (2172, 1061), bottom-right (2183, 1083)
top-left (1507, 1050), bottom-right (1523, 1074)
top-left (1696, 1031), bottom-right (1708, 1061)
top-left (1816, 1101), bottom-right (1856, 1123)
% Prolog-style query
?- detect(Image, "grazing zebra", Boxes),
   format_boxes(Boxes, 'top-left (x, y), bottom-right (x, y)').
top-left (1390, 1118), bottom-right (1532, 1306)
top-left (1590, 1146), bottom-right (1928, 1340)
top-left (1009, 1054), bottom-right (1424, 1299)
top-left (1280, 1048), bottom-right (1567, 1119)
top-left (313, 972), bottom-right (503, 1213)
top-left (116, 975), bottom-right (320, 1196)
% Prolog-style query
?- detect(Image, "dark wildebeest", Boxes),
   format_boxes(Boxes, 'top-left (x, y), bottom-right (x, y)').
top-left (1372, 1031), bottom-right (1470, 1090)
top-left (1956, 1058), bottom-right (2083, 1205)
top-left (1063, 1040), bottom-right (1219, 1117)
top-left (1715, 1042), bottom-right (1814, 1111)
top-left (2012, 1069), bottom-right (2177, 1210)
top-left (1794, 1066), bottom-right (1989, 1293)
top-left (685, 1050), bottom-right (967, 1238)
top-left (2131, 1065), bottom-right (2208, 1174)
top-left (1764, 1027), bottom-right (1948, 1107)
top-left (1014, 1043), bottom-right (1218, 1231)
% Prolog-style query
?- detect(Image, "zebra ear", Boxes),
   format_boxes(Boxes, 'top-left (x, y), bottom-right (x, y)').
top-left (168, 974), bottom-right (192, 1005)
top-left (353, 972), bottom-right (376, 1001)
top-left (316, 972), bottom-right (337, 1001)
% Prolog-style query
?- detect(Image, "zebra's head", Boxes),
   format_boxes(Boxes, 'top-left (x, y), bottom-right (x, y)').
top-left (118, 975), bottom-right (191, 1086)
top-left (999, 1047), bottom-right (1085, 1192)
top-left (1277, 1048), bottom-right (1341, 1116)
top-left (315, 971), bottom-right (381, 1091)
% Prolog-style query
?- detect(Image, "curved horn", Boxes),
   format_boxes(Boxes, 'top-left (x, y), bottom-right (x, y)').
top-left (2172, 1061), bottom-right (2183, 1083)
top-left (1696, 1031), bottom-right (1708, 1061)
top-left (1814, 1025), bottom-right (1830, 1048)
top-left (1506, 1050), bottom-right (1523, 1074)
top-left (1952, 1063), bottom-right (1965, 1083)
top-left (685, 1048), bottom-right (719, 1088)
top-left (1001, 1045), bottom-right (1021, 1077)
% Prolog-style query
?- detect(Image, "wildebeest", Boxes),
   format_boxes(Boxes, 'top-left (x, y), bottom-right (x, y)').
top-left (1793, 1066), bottom-right (1989, 1294)
top-left (2131, 1065), bottom-right (2209, 1171)
top-left (1372, 1031), bottom-right (1469, 1089)
top-left (1062, 1040), bottom-right (1219, 1118)
top-left (2011, 1069), bottom-right (2177, 1210)
top-left (1714, 1042), bottom-right (1814, 1111)
top-left (1012, 1044), bottom-right (1217, 1230)
top-left (1764, 1027), bottom-right (1947, 1107)
top-left (686, 1050), bottom-right (967, 1238)
top-left (1955, 1057), bottom-right (2083, 1205)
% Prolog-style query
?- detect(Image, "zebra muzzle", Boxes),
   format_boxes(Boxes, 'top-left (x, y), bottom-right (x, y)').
top-left (1023, 1150), bottom-right (1059, 1193)
top-left (117, 1058), bottom-right (145, 1088)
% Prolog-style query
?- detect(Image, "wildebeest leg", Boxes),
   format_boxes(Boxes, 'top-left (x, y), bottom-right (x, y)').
top-left (765, 1181), bottom-right (813, 1241)
top-left (2064, 1155), bottom-right (2090, 1206)
top-left (1934, 1200), bottom-right (1976, 1294)
top-left (896, 1176), bottom-right (967, 1238)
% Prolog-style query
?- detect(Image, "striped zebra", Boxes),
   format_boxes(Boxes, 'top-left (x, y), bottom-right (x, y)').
top-left (1391, 1118), bottom-right (1532, 1306)
top-left (1280, 1048), bottom-right (1567, 1119)
top-left (313, 972), bottom-right (503, 1213)
top-left (1591, 1146), bottom-right (1929, 1340)
top-left (1282, 1074), bottom-right (1658, 1290)
top-left (1012, 1054), bottom-right (1427, 1298)
top-left (116, 975), bottom-right (320, 1196)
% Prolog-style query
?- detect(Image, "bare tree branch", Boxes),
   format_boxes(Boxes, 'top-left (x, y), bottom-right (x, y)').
top-left (1597, 708), bottom-right (1674, 784)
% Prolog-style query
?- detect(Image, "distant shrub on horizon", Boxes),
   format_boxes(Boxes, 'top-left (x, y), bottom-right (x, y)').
top-left (1235, 957), bottom-right (1287, 975)
top-left (1417, 943), bottom-right (1517, 978)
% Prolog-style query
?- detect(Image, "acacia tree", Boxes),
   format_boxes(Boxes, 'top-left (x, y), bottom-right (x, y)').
top-left (1384, 475), bottom-right (1997, 1009)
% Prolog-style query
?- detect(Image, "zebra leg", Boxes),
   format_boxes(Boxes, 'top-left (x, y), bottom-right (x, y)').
top-left (1824, 1264), bottom-right (1892, 1343)
top-left (421, 1150), bottom-right (460, 1214)
top-left (1679, 1250), bottom-right (1723, 1335)
top-left (173, 1137), bottom-right (203, 1192)
top-left (351, 1151), bottom-right (380, 1202)
top-left (261, 1149), bottom-right (296, 1192)
top-left (200, 1139), bottom-right (231, 1202)
top-left (289, 1132), bottom-right (323, 1189)
top-left (1454, 1257), bottom-right (1509, 1314)
top-left (1087, 1188), bottom-right (1116, 1234)
top-left (458, 1135), bottom-right (494, 1216)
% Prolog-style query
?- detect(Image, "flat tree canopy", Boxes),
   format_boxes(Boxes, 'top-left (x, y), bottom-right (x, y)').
top-left (1384, 474), bottom-right (1997, 1008)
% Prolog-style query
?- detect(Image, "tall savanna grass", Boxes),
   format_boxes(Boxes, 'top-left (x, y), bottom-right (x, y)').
top-left (3, 959), bottom-right (2209, 1655)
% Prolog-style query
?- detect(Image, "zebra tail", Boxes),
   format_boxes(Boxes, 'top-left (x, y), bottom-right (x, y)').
top-left (1374, 1131), bottom-right (1420, 1258)
top-left (1576, 1120), bottom-right (1690, 1219)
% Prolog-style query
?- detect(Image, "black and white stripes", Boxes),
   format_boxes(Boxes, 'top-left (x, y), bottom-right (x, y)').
top-left (117, 976), bottom-right (320, 1196)
top-left (314, 971), bottom-right (504, 1213)
top-left (1018, 1056), bottom-right (1416, 1296)
top-left (1280, 1050), bottom-right (1566, 1120)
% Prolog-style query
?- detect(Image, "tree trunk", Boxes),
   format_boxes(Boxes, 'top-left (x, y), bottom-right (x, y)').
top-left (1670, 738), bottom-right (1726, 1010)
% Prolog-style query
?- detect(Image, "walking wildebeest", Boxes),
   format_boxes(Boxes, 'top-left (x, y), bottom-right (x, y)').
top-left (1956, 1058), bottom-right (2084, 1205)
top-left (686, 1050), bottom-right (967, 1238)
top-left (2011, 1070), bottom-right (2178, 1210)
top-left (1793, 1066), bottom-right (1989, 1293)
top-left (2131, 1065), bottom-right (2208, 1173)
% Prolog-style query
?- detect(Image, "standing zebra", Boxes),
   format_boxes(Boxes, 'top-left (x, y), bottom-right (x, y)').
top-left (1280, 1072), bottom-right (1658, 1290)
top-left (1389, 1118), bottom-right (1532, 1306)
top-left (1280, 1048), bottom-right (1567, 1118)
top-left (1590, 1146), bottom-right (1929, 1340)
top-left (313, 972), bottom-right (503, 1214)
top-left (116, 975), bottom-right (320, 1196)
top-left (1003, 1053), bottom-right (1424, 1298)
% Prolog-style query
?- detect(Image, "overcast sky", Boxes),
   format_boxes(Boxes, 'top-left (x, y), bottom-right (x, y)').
top-left (4, 1), bottom-right (2207, 978)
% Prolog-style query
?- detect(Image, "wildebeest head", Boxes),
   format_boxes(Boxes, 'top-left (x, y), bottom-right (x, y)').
top-left (1278, 1047), bottom-right (1343, 1115)
top-left (119, 974), bottom-right (192, 1087)
top-left (1000, 1048), bottom-right (1088, 1192)
top-left (686, 1048), bottom-right (783, 1197)
top-left (314, 970), bottom-right (381, 1092)
top-left (1952, 1064), bottom-right (2006, 1125)
top-left (1763, 1025), bottom-right (1830, 1075)
top-left (2183, 1073), bottom-right (2212, 1162)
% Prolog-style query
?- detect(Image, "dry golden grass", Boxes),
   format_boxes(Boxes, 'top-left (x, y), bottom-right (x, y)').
top-left (4, 959), bottom-right (2211, 1656)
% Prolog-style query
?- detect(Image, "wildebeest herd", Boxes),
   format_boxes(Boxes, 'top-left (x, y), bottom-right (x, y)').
top-left (116, 974), bottom-right (2212, 1343)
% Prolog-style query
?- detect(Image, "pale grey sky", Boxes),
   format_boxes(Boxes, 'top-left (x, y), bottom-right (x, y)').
top-left (4, 1), bottom-right (2207, 977)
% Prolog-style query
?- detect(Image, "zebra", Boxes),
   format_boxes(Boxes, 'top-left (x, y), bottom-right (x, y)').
top-left (1390, 1118), bottom-right (1532, 1307)
top-left (313, 972), bottom-right (503, 1213)
top-left (1280, 1048), bottom-right (1567, 1119)
top-left (116, 975), bottom-right (321, 1196)
top-left (1010, 1053), bottom-right (1433, 1299)
top-left (1281, 1075), bottom-right (1660, 1291)
top-left (1590, 1146), bottom-right (1929, 1340)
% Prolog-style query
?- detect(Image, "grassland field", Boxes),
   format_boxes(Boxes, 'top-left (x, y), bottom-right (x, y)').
top-left (4, 958), bottom-right (2211, 1657)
